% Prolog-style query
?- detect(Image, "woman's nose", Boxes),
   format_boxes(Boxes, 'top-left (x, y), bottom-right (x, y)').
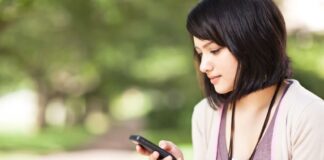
top-left (199, 54), bottom-right (213, 73)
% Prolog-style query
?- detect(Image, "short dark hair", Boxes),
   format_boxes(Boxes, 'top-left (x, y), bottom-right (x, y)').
top-left (186, 0), bottom-right (291, 110)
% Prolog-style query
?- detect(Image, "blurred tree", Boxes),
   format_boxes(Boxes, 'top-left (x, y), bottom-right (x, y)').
top-left (0, 0), bottom-right (201, 132)
top-left (0, 0), bottom-right (109, 129)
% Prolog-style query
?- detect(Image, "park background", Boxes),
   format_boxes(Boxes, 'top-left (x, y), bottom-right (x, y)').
top-left (0, 0), bottom-right (323, 159)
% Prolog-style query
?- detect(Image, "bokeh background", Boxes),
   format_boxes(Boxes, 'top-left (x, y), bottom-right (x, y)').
top-left (0, 0), bottom-right (323, 159)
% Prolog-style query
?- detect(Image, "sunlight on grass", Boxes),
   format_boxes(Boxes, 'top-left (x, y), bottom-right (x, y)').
top-left (0, 126), bottom-right (92, 154)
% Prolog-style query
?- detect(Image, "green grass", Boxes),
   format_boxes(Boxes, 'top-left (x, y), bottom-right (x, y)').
top-left (0, 126), bottom-right (93, 154)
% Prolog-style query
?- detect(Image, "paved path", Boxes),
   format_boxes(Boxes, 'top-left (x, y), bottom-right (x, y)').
top-left (40, 149), bottom-right (142, 160)
top-left (80, 119), bottom-right (143, 150)
top-left (1, 150), bottom-right (143, 160)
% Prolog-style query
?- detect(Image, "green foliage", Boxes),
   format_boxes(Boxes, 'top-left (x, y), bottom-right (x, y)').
top-left (0, 0), bottom-right (200, 151)
top-left (288, 35), bottom-right (324, 98)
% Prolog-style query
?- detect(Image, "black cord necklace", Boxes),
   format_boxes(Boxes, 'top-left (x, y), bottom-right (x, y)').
top-left (228, 82), bottom-right (281, 160)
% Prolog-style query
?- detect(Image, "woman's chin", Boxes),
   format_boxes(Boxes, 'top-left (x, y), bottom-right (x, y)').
top-left (214, 85), bottom-right (232, 94)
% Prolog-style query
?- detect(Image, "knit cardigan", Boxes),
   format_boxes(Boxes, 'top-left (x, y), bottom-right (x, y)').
top-left (191, 79), bottom-right (324, 160)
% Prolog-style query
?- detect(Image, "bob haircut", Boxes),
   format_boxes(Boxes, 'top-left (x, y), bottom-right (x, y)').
top-left (186, 0), bottom-right (291, 110)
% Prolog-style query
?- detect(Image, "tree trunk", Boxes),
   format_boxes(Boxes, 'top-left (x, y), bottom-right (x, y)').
top-left (35, 78), bottom-right (49, 130)
top-left (79, 93), bottom-right (109, 123)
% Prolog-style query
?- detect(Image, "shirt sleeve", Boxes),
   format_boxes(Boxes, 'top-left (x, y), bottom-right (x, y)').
top-left (291, 99), bottom-right (324, 160)
top-left (192, 100), bottom-right (207, 160)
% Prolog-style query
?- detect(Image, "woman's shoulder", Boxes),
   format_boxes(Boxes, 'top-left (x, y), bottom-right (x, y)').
top-left (192, 98), bottom-right (223, 142)
top-left (282, 80), bottom-right (324, 154)
top-left (284, 79), bottom-right (323, 108)
top-left (283, 79), bottom-right (324, 124)
top-left (192, 98), bottom-right (222, 124)
top-left (193, 98), bottom-right (209, 112)
top-left (193, 98), bottom-right (221, 116)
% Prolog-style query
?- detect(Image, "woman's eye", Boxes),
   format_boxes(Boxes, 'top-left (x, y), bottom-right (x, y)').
top-left (210, 48), bottom-right (222, 54)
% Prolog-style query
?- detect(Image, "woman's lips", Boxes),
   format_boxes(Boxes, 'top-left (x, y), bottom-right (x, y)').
top-left (210, 75), bottom-right (221, 84)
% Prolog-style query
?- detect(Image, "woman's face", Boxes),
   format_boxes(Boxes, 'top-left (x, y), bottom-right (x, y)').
top-left (193, 36), bottom-right (238, 94)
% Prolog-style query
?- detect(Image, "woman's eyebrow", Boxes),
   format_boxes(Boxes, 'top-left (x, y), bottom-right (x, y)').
top-left (195, 41), bottom-right (213, 49)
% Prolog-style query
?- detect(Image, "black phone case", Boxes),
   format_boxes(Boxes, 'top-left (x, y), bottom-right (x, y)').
top-left (129, 135), bottom-right (177, 160)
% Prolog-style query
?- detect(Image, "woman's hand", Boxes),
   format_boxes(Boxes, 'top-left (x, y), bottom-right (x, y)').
top-left (135, 140), bottom-right (184, 160)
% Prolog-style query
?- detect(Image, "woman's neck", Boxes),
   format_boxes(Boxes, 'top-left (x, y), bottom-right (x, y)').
top-left (233, 84), bottom-right (281, 113)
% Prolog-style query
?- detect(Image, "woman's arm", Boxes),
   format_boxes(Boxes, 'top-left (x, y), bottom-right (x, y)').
top-left (291, 100), bottom-right (324, 159)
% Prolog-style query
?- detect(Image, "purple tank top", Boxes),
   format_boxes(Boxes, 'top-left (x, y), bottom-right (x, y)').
top-left (216, 82), bottom-right (291, 160)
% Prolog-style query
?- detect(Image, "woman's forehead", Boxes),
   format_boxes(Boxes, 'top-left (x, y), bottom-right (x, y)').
top-left (193, 36), bottom-right (219, 48)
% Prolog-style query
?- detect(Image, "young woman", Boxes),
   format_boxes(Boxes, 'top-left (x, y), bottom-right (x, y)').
top-left (136, 0), bottom-right (324, 159)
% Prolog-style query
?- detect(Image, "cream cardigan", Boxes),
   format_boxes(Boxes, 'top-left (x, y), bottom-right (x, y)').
top-left (191, 79), bottom-right (324, 160)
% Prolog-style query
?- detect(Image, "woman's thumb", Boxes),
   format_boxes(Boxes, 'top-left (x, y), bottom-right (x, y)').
top-left (159, 140), bottom-right (172, 150)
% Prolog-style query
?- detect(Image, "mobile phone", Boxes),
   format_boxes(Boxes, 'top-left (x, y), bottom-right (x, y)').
top-left (129, 134), bottom-right (176, 160)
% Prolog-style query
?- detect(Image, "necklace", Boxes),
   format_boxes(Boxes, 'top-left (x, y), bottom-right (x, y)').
top-left (228, 82), bottom-right (281, 160)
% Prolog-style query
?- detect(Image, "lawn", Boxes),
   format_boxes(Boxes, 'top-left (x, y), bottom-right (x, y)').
top-left (0, 126), bottom-right (92, 154)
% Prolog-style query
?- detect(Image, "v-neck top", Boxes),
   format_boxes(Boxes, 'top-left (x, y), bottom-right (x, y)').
top-left (216, 82), bottom-right (292, 160)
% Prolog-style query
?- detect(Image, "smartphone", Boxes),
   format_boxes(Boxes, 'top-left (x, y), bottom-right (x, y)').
top-left (129, 134), bottom-right (176, 160)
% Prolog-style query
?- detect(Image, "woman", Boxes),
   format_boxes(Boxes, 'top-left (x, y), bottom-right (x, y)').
top-left (136, 0), bottom-right (324, 159)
